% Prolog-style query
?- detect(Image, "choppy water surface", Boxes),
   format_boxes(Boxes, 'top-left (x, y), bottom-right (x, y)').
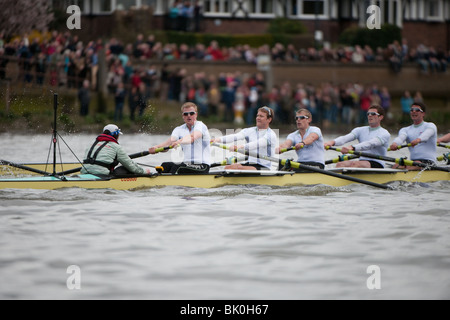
top-left (1, 134), bottom-right (449, 300)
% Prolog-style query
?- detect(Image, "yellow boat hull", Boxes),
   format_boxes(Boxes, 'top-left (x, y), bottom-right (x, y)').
top-left (0, 169), bottom-right (448, 190)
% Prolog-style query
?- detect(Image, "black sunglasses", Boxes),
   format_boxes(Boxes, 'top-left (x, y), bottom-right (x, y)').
top-left (410, 107), bottom-right (424, 113)
top-left (183, 111), bottom-right (197, 116)
top-left (367, 112), bottom-right (380, 116)
top-left (295, 115), bottom-right (309, 120)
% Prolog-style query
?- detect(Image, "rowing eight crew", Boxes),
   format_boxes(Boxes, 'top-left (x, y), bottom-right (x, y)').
top-left (81, 101), bottom-right (448, 176)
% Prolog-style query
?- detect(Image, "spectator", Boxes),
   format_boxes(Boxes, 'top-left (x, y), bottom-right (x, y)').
top-left (400, 90), bottom-right (414, 124)
top-left (194, 0), bottom-right (203, 32)
top-left (78, 79), bottom-right (91, 117)
top-left (114, 82), bottom-right (126, 122)
top-left (379, 86), bottom-right (391, 116)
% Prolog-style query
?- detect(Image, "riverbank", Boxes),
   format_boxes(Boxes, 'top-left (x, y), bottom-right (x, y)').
top-left (1, 86), bottom-right (449, 136)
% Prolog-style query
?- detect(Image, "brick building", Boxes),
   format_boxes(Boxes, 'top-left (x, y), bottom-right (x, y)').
top-left (53, 0), bottom-right (450, 50)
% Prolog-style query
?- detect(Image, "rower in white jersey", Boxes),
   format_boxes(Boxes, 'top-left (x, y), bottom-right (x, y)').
top-left (390, 102), bottom-right (437, 170)
top-left (148, 102), bottom-right (211, 174)
top-left (212, 106), bottom-right (278, 170)
top-left (324, 105), bottom-right (391, 168)
top-left (276, 108), bottom-right (325, 171)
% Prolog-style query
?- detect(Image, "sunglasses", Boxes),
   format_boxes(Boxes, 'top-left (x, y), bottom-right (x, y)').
top-left (295, 115), bottom-right (310, 120)
top-left (183, 111), bottom-right (197, 116)
top-left (261, 107), bottom-right (272, 117)
top-left (410, 107), bottom-right (424, 113)
top-left (367, 112), bottom-right (380, 116)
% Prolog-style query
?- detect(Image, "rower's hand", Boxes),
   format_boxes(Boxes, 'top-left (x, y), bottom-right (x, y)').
top-left (389, 143), bottom-right (399, 151)
top-left (324, 141), bottom-right (335, 149)
top-left (229, 145), bottom-right (243, 152)
top-left (145, 168), bottom-right (152, 175)
top-left (171, 141), bottom-right (181, 149)
top-left (411, 138), bottom-right (421, 147)
top-left (275, 147), bottom-right (281, 154)
top-left (341, 146), bottom-right (354, 154)
top-left (295, 142), bottom-right (305, 150)
top-left (148, 147), bottom-right (157, 154)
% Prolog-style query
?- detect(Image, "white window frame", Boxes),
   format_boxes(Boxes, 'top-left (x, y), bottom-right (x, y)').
top-left (203, 0), bottom-right (232, 18)
top-left (295, 0), bottom-right (329, 20)
top-left (425, 0), bottom-right (444, 21)
top-left (248, 0), bottom-right (276, 17)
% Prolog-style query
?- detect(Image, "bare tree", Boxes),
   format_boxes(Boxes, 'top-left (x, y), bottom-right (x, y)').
top-left (0, 0), bottom-right (54, 39)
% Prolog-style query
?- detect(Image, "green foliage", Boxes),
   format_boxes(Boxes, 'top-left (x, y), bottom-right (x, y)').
top-left (267, 18), bottom-right (307, 35)
top-left (338, 24), bottom-right (402, 50)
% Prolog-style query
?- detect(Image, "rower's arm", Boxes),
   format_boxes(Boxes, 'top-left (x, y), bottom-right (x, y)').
top-left (334, 132), bottom-right (357, 146)
top-left (438, 133), bottom-right (450, 143)
top-left (417, 127), bottom-right (436, 143)
top-left (278, 139), bottom-right (293, 150)
top-left (303, 133), bottom-right (319, 146)
top-left (150, 137), bottom-right (176, 153)
top-left (355, 133), bottom-right (390, 152)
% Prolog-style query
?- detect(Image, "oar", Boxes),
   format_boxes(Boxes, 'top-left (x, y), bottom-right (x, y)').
top-left (388, 143), bottom-right (414, 151)
top-left (279, 147), bottom-right (296, 153)
top-left (211, 156), bottom-right (249, 168)
top-left (0, 160), bottom-right (51, 176)
top-left (437, 153), bottom-right (450, 165)
top-left (325, 154), bottom-right (360, 165)
top-left (56, 146), bottom-right (173, 176)
top-left (327, 146), bottom-right (450, 172)
top-left (212, 143), bottom-right (392, 190)
top-left (438, 143), bottom-right (450, 149)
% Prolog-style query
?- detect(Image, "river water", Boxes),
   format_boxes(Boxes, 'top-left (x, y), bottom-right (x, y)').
top-left (0, 133), bottom-right (449, 300)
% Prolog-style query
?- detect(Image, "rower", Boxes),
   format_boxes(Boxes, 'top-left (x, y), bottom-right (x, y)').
top-left (148, 102), bottom-right (211, 174)
top-left (211, 106), bottom-right (278, 171)
top-left (276, 108), bottom-right (325, 171)
top-left (389, 102), bottom-right (438, 170)
top-left (437, 133), bottom-right (450, 144)
top-left (324, 104), bottom-right (391, 168)
top-left (81, 124), bottom-right (150, 176)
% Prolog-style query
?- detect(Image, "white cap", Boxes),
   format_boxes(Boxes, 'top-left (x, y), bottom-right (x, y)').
top-left (103, 124), bottom-right (123, 135)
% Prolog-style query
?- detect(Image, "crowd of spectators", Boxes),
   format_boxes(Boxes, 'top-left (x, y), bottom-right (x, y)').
top-left (0, 30), bottom-right (443, 125)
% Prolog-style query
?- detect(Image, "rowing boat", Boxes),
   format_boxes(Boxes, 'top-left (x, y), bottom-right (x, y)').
top-left (0, 168), bottom-right (448, 190)
top-left (2, 94), bottom-right (449, 190)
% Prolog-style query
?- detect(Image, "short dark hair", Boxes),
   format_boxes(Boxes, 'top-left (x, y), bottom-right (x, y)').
top-left (369, 104), bottom-right (385, 117)
top-left (411, 101), bottom-right (427, 113)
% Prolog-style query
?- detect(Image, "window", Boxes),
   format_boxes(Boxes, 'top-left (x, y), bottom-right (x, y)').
top-left (99, 0), bottom-right (112, 12)
top-left (141, 0), bottom-right (156, 7)
top-left (426, 0), bottom-right (444, 21)
top-left (302, 0), bottom-right (324, 15)
top-left (249, 0), bottom-right (274, 14)
top-left (204, 0), bottom-right (231, 14)
top-left (116, 0), bottom-right (136, 10)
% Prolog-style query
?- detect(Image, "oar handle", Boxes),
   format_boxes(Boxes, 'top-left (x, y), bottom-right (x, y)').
top-left (325, 154), bottom-right (359, 165)
top-left (211, 156), bottom-right (249, 168)
top-left (388, 143), bottom-right (413, 151)
top-left (280, 147), bottom-right (296, 153)
top-left (438, 143), bottom-right (450, 149)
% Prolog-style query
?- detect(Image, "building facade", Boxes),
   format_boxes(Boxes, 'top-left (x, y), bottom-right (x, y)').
top-left (53, 0), bottom-right (450, 50)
